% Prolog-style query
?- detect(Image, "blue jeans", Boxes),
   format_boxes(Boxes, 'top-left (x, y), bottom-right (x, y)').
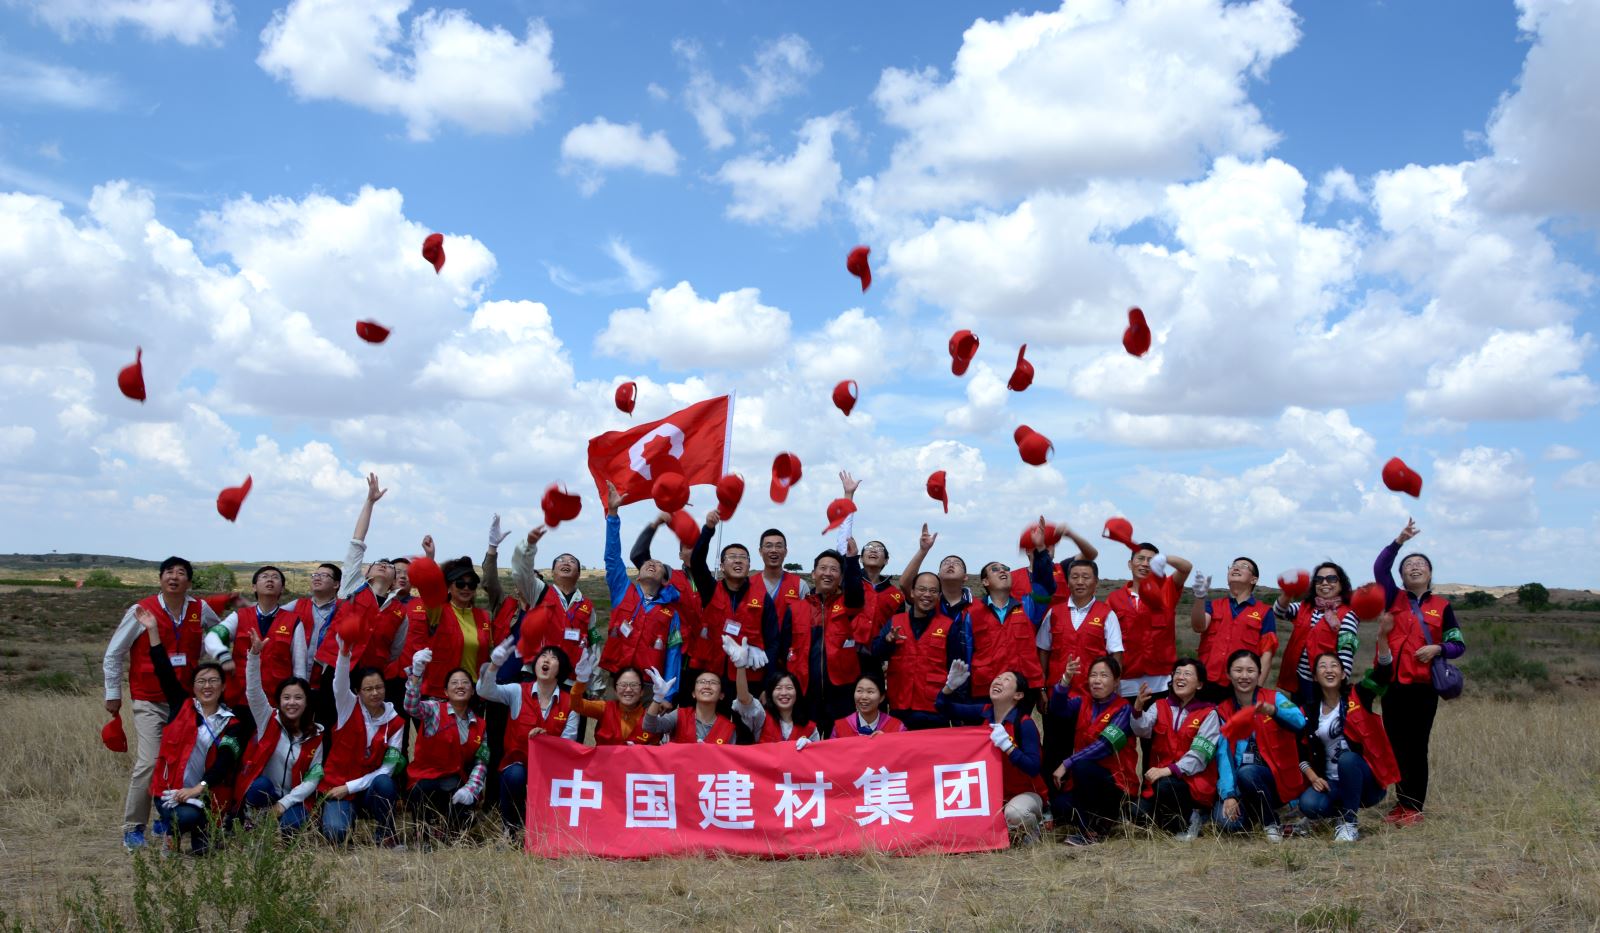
top-left (241, 776), bottom-right (310, 833)
top-left (408, 775), bottom-right (473, 834)
top-left (499, 764), bottom-right (527, 831)
top-left (1297, 751), bottom-right (1386, 823)
top-left (1050, 759), bottom-right (1126, 835)
top-left (156, 801), bottom-right (213, 855)
top-left (1213, 763), bottom-right (1282, 832)
top-left (319, 774), bottom-right (399, 845)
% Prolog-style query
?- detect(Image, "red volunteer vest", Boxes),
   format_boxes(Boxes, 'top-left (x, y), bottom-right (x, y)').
top-left (595, 701), bottom-right (657, 746)
top-left (599, 584), bottom-right (676, 675)
top-left (233, 714), bottom-right (323, 801)
top-left (150, 702), bottom-right (236, 812)
top-left (408, 708), bottom-right (487, 783)
top-left (885, 610), bottom-right (954, 714)
top-left (757, 713), bottom-right (818, 744)
top-left (997, 716), bottom-right (1047, 800)
top-left (312, 587), bottom-right (380, 671)
top-left (517, 586), bottom-right (594, 669)
top-left (1199, 598), bottom-right (1271, 687)
top-left (969, 598), bottom-right (1042, 693)
top-left (1143, 698), bottom-right (1218, 806)
top-left (224, 605), bottom-right (302, 709)
top-left (361, 596), bottom-right (407, 673)
top-left (832, 711), bottom-right (906, 737)
top-left (1043, 599), bottom-right (1112, 693)
top-left (820, 589), bottom-right (875, 686)
top-left (1107, 578), bottom-right (1178, 679)
top-left (405, 603), bottom-right (493, 698)
top-left (1381, 591), bottom-right (1452, 685)
top-left (1072, 694), bottom-right (1139, 795)
top-left (501, 685), bottom-right (573, 770)
top-left (1338, 692), bottom-right (1401, 788)
top-left (127, 595), bottom-right (206, 702)
top-left (1217, 689), bottom-right (1306, 804)
top-left (317, 709), bottom-right (404, 791)
top-left (670, 712), bottom-right (736, 745)
top-left (871, 579), bottom-right (906, 629)
top-left (690, 582), bottom-right (767, 676)
top-left (1277, 602), bottom-right (1347, 692)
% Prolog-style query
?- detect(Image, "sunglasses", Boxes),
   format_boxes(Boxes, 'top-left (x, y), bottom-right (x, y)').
top-left (1314, 574), bottom-right (1339, 585)
top-left (452, 579), bottom-right (479, 590)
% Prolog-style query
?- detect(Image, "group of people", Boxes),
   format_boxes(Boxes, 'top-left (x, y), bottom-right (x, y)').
top-left (102, 471), bottom-right (1464, 853)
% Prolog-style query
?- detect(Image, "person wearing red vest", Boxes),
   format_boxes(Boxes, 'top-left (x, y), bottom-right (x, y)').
top-left (601, 487), bottom-right (683, 687)
top-left (1295, 653), bottom-right (1399, 842)
top-left (1045, 656), bottom-right (1137, 845)
top-left (307, 474), bottom-right (395, 702)
top-left (871, 564), bottom-right (974, 730)
top-left (958, 520), bottom-right (1056, 704)
top-left (236, 631), bottom-right (323, 835)
top-left (1131, 657), bottom-right (1219, 839)
top-left (815, 540), bottom-right (874, 731)
top-left (1007, 522), bottom-right (1101, 608)
top-left (1273, 561), bottom-right (1360, 708)
top-left (1189, 557), bottom-right (1279, 701)
top-left (403, 649), bottom-right (490, 842)
top-left (570, 666), bottom-right (657, 746)
top-left (477, 643), bottom-right (581, 832)
top-left (139, 607), bottom-right (246, 857)
top-left (204, 566), bottom-right (309, 714)
top-left (512, 533), bottom-right (594, 677)
top-left (830, 673), bottom-right (906, 738)
top-left (685, 513), bottom-right (767, 691)
top-left (1110, 542), bottom-right (1192, 702)
top-left (936, 663), bottom-right (1048, 844)
top-left (730, 641), bottom-right (820, 744)
top-left (644, 670), bottom-right (739, 745)
top-left (1374, 519), bottom-right (1464, 824)
top-left (627, 508), bottom-right (701, 687)
top-left (317, 640), bottom-right (404, 847)
top-left (103, 556), bottom-right (222, 850)
top-left (402, 557), bottom-right (494, 699)
top-left (1213, 649), bottom-right (1308, 840)
top-left (1038, 559), bottom-right (1124, 695)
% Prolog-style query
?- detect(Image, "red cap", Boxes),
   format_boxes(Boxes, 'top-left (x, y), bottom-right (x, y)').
top-left (408, 556), bottom-right (447, 609)
top-left (1018, 521), bottom-right (1063, 552)
top-left (422, 233), bottom-right (445, 273)
top-left (651, 472), bottom-right (689, 513)
top-left (1017, 428), bottom-right (1053, 466)
top-left (615, 381), bottom-right (637, 415)
top-left (832, 379), bottom-right (858, 416)
top-left (201, 592), bottom-right (240, 616)
top-left (1220, 705), bottom-right (1257, 741)
top-left (101, 716), bottom-right (128, 753)
top-left (949, 329), bottom-right (980, 376)
top-left (1381, 457), bottom-right (1423, 497)
top-left (770, 452), bottom-right (802, 503)
top-left (1351, 582), bottom-right (1388, 621)
top-left (1122, 306), bottom-right (1151, 357)
top-left (540, 484), bottom-right (583, 528)
top-left (335, 610), bottom-right (363, 645)
top-left (1013, 424), bottom-right (1034, 446)
top-left (667, 510), bottom-right (700, 548)
top-left (1277, 569), bottom-right (1311, 600)
top-left (1138, 573), bottom-right (1167, 613)
top-left (716, 473), bottom-right (746, 520)
top-left (117, 347), bottom-right (146, 403)
top-left (1007, 344), bottom-right (1034, 392)
top-left (926, 470), bottom-right (948, 513)
top-left (847, 245), bottom-right (872, 291)
top-left (355, 320), bottom-right (391, 344)
top-left (822, 497), bottom-right (857, 533)
top-left (216, 475), bottom-right (252, 523)
top-left (1102, 517), bottom-right (1136, 550)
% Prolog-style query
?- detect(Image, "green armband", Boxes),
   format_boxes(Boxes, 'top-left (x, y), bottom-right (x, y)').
top-left (1189, 735), bottom-right (1217, 763)
top-left (1444, 627), bottom-right (1464, 646)
top-left (1337, 631), bottom-right (1359, 653)
top-left (1100, 724), bottom-right (1128, 751)
top-left (208, 624), bottom-right (232, 645)
top-left (381, 747), bottom-right (406, 769)
top-left (303, 765), bottom-right (324, 786)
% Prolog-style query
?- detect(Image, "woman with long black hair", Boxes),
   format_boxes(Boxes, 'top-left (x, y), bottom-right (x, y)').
top-left (403, 649), bottom-right (489, 843)
top-left (1212, 649), bottom-right (1307, 841)
top-left (235, 627), bottom-right (323, 835)
top-left (728, 637), bottom-right (819, 744)
top-left (1272, 561), bottom-right (1359, 707)
top-left (1296, 652), bottom-right (1399, 841)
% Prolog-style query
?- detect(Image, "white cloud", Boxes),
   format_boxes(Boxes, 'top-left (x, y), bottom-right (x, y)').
top-left (794, 308), bottom-right (899, 387)
top-left (1544, 444), bottom-right (1581, 461)
top-left (546, 238), bottom-right (660, 296)
top-left (716, 113), bottom-right (849, 230)
top-left (604, 238), bottom-right (660, 291)
top-left (0, 54), bottom-right (119, 109)
top-left (560, 118), bottom-right (679, 194)
top-left (594, 281), bottom-right (791, 370)
top-left (10, 0), bottom-right (233, 45)
top-left (1090, 412), bottom-right (1261, 450)
top-left (943, 362), bottom-right (1009, 434)
top-left (1428, 446), bottom-right (1537, 529)
top-left (417, 300), bottom-right (574, 399)
top-left (258, 0), bottom-right (561, 141)
top-left (1406, 326), bottom-right (1596, 423)
top-left (1313, 167), bottom-right (1361, 207)
top-left (675, 34), bottom-right (818, 149)
top-left (1557, 461), bottom-right (1600, 490)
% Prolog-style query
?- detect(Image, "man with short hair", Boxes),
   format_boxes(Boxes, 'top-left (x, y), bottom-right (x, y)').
top-left (1190, 557), bottom-right (1278, 702)
top-left (203, 564), bottom-right (309, 712)
top-left (1109, 542), bottom-right (1193, 703)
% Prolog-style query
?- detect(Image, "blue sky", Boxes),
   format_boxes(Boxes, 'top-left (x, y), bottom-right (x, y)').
top-left (1, 0), bottom-right (1596, 588)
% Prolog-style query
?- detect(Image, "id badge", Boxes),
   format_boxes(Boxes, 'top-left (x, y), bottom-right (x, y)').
top-left (619, 622), bottom-right (634, 638)
top-left (842, 639), bottom-right (856, 648)
top-left (563, 628), bottom-right (581, 642)
top-left (168, 653), bottom-right (188, 667)
top-left (723, 619), bottom-right (741, 636)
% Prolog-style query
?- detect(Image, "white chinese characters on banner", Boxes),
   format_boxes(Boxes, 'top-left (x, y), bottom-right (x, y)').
top-left (853, 767), bottom-right (914, 826)
top-left (697, 771), bottom-right (756, 829)
top-left (626, 774), bottom-right (677, 829)
top-left (773, 771), bottom-right (832, 828)
top-left (549, 769), bottom-right (603, 826)
top-left (933, 761), bottom-right (992, 818)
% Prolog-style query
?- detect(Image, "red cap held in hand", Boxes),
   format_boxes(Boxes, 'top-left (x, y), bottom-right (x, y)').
top-left (1007, 344), bottom-right (1034, 392)
top-left (823, 497), bottom-right (857, 533)
top-left (1351, 582), bottom-right (1388, 621)
top-left (926, 470), bottom-right (948, 513)
top-left (1123, 307), bottom-right (1151, 357)
top-left (949, 329), bottom-right (980, 376)
top-left (1138, 573), bottom-right (1167, 613)
top-left (615, 381), bottom-right (637, 415)
top-left (408, 557), bottom-right (447, 609)
top-left (1018, 521), bottom-right (1063, 552)
top-left (1221, 705), bottom-right (1258, 741)
top-left (651, 472), bottom-right (689, 513)
top-left (1102, 517), bottom-right (1136, 550)
top-left (770, 452), bottom-right (802, 503)
top-left (716, 474), bottom-right (745, 520)
top-left (832, 380), bottom-right (858, 416)
top-left (118, 347), bottom-right (146, 402)
top-left (422, 233), bottom-right (445, 273)
top-left (355, 320), bottom-right (391, 343)
top-left (217, 476), bottom-right (252, 523)
top-left (541, 484), bottom-right (583, 528)
top-left (101, 716), bottom-right (128, 753)
top-left (667, 510), bottom-right (700, 549)
top-left (1381, 457), bottom-right (1423, 497)
top-left (1277, 569), bottom-right (1311, 600)
top-left (1016, 426), bottom-right (1053, 466)
top-left (201, 593), bottom-right (241, 617)
top-left (847, 246), bottom-right (872, 291)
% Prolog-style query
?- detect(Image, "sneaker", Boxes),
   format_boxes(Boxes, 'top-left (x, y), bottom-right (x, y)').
top-left (1264, 824), bottom-right (1283, 843)
top-left (1177, 810), bottom-right (1203, 842)
top-left (152, 816), bottom-right (169, 837)
top-left (1061, 833), bottom-right (1099, 847)
top-left (123, 826), bottom-right (147, 851)
top-left (1333, 821), bottom-right (1359, 843)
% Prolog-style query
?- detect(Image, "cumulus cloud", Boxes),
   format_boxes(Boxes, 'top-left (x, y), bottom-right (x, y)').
top-left (1406, 326), bottom-right (1597, 423)
top-left (0, 54), bottom-right (119, 109)
top-left (10, 0), bottom-right (233, 45)
top-left (417, 300), bottom-right (575, 399)
top-left (594, 281), bottom-right (791, 370)
top-left (1557, 461), bottom-right (1600, 490)
top-left (1428, 446), bottom-right (1537, 529)
top-left (258, 0), bottom-right (561, 141)
top-left (560, 118), bottom-right (679, 194)
top-left (674, 34), bottom-right (817, 149)
top-left (1544, 444), bottom-right (1581, 461)
top-left (716, 113), bottom-right (849, 230)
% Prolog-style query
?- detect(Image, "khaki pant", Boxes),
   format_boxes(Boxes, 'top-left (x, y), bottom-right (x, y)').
top-left (122, 700), bottom-right (170, 831)
top-left (1005, 791), bottom-right (1044, 843)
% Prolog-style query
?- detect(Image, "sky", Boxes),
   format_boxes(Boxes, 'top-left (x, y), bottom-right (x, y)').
top-left (0, 0), bottom-right (1597, 588)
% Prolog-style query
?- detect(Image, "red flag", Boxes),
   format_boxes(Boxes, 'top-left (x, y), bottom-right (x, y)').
top-left (587, 396), bottom-right (730, 507)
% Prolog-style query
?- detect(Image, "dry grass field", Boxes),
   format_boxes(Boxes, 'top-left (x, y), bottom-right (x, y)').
top-left (2, 580), bottom-right (1599, 931)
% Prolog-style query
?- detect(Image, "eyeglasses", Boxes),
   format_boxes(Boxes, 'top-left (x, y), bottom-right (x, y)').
top-left (452, 580), bottom-right (479, 590)
top-left (193, 677), bottom-right (223, 687)
top-left (988, 564), bottom-right (1011, 574)
top-left (1314, 574), bottom-right (1339, 585)
top-left (310, 572), bottom-right (334, 581)
top-left (911, 586), bottom-right (940, 596)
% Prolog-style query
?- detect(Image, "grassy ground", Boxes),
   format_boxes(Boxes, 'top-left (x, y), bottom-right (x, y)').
top-left (2, 582), bottom-right (1599, 930)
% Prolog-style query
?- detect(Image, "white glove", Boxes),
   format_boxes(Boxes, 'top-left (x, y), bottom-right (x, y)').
top-left (989, 722), bottom-right (1015, 753)
top-left (795, 735), bottom-right (814, 751)
top-left (451, 787), bottom-right (476, 807)
top-left (488, 514), bottom-right (511, 549)
top-left (334, 634), bottom-right (347, 656)
top-left (1150, 555), bottom-right (1170, 577)
top-left (1191, 574), bottom-right (1210, 599)
top-left (161, 789), bottom-right (179, 806)
top-left (721, 634), bottom-right (748, 669)
top-left (944, 659), bottom-right (970, 693)
top-left (646, 666), bottom-right (677, 701)
top-left (745, 644), bottom-right (769, 670)
top-left (573, 643), bottom-right (599, 684)
top-left (489, 636), bottom-right (516, 667)
top-left (410, 648), bottom-right (433, 677)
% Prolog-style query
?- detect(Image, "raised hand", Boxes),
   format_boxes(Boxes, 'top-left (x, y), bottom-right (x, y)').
top-left (840, 470), bottom-right (861, 499)
top-left (845, 537), bottom-right (859, 557)
top-left (919, 523), bottom-right (937, 552)
top-left (527, 527), bottom-right (546, 546)
top-left (605, 482), bottom-right (624, 515)
top-left (1397, 518), bottom-right (1420, 546)
top-left (705, 509), bottom-right (721, 529)
top-left (488, 514), bottom-right (511, 549)
top-left (421, 535), bottom-right (435, 559)
top-left (944, 659), bottom-right (970, 694)
top-left (1135, 682), bottom-right (1152, 712)
top-left (366, 472), bottom-right (387, 504)
top-left (247, 624), bottom-right (264, 656)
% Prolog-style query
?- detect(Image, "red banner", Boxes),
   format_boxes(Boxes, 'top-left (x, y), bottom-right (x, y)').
top-left (585, 395), bottom-right (731, 507)
top-left (522, 727), bottom-right (1009, 858)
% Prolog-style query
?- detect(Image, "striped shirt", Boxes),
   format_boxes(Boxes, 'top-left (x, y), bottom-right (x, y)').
top-left (1275, 602), bottom-right (1359, 682)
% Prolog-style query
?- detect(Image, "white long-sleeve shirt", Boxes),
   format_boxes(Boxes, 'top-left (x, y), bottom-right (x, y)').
top-left (475, 667), bottom-right (581, 741)
top-left (244, 652), bottom-right (324, 807)
top-left (203, 603), bottom-right (309, 679)
top-left (102, 594), bottom-right (220, 702)
top-left (329, 646), bottom-right (403, 793)
top-left (1130, 701), bottom-right (1221, 778)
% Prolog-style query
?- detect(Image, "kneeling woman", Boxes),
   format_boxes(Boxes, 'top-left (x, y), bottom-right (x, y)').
top-left (644, 669), bottom-right (738, 744)
top-left (728, 636), bottom-right (819, 744)
top-left (477, 642), bottom-right (580, 832)
top-left (1296, 652), bottom-right (1399, 841)
top-left (831, 673), bottom-right (906, 738)
top-left (403, 649), bottom-right (490, 842)
top-left (1047, 656), bottom-right (1137, 845)
top-left (317, 639), bottom-right (404, 847)
top-left (140, 607), bottom-right (248, 856)
top-left (936, 660), bottom-right (1047, 843)
top-left (1213, 649), bottom-right (1307, 841)
top-left (236, 629), bottom-right (323, 835)
top-left (570, 664), bottom-right (655, 746)
top-left (1131, 657), bottom-right (1220, 840)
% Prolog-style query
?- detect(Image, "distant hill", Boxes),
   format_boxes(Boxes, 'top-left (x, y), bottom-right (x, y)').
top-left (0, 553), bottom-right (161, 571)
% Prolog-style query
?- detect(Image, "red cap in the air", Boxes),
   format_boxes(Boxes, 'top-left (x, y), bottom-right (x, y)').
top-left (118, 348), bottom-right (146, 403)
top-left (770, 452), bottom-right (802, 503)
top-left (615, 381), bottom-right (637, 416)
top-left (217, 476), bottom-right (252, 523)
top-left (926, 470), bottom-right (948, 513)
top-left (1123, 306), bottom-right (1151, 357)
top-left (832, 380), bottom-right (858, 416)
top-left (847, 246), bottom-right (872, 291)
top-left (422, 233), bottom-right (445, 273)
top-left (949, 329), bottom-right (980, 376)
top-left (1007, 344), bottom-right (1034, 392)
top-left (716, 474), bottom-right (746, 520)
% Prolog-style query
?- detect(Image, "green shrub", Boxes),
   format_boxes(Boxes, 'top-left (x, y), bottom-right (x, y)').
top-left (1462, 646), bottom-right (1548, 684)
top-left (191, 564), bottom-right (237, 592)
top-left (83, 569), bottom-right (123, 588)
top-left (1456, 590), bottom-right (1496, 609)
top-left (783, 562), bottom-right (803, 571)
top-left (1516, 582), bottom-right (1550, 612)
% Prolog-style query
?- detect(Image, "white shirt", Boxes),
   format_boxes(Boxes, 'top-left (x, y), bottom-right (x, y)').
top-left (1034, 600), bottom-right (1124, 653)
top-left (102, 594), bottom-right (220, 701)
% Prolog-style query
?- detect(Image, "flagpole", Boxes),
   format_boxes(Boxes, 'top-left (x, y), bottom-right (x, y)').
top-left (716, 390), bottom-right (735, 562)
